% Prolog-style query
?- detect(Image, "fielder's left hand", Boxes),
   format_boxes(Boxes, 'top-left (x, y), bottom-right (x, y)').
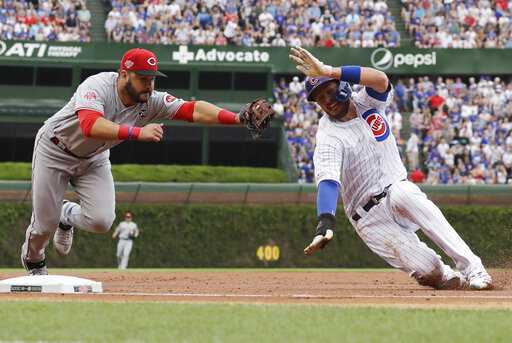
top-left (289, 47), bottom-right (335, 78)
top-left (304, 213), bottom-right (335, 256)
top-left (238, 98), bottom-right (275, 139)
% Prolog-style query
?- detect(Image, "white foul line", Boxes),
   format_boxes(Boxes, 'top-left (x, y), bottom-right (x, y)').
top-left (99, 292), bottom-right (512, 300)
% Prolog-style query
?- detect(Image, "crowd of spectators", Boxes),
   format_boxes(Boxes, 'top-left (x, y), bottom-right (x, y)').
top-left (105, 0), bottom-right (400, 47)
top-left (0, 0), bottom-right (91, 42)
top-left (402, 0), bottom-right (512, 48)
top-left (275, 75), bottom-right (512, 185)
top-left (395, 75), bottom-right (512, 184)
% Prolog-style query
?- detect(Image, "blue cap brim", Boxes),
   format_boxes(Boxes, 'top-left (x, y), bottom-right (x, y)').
top-left (306, 78), bottom-right (338, 101)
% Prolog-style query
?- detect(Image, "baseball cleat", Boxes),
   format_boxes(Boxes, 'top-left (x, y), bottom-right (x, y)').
top-left (468, 270), bottom-right (493, 290)
top-left (21, 244), bottom-right (48, 276)
top-left (54, 200), bottom-right (74, 256)
top-left (304, 229), bottom-right (334, 256)
top-left (53, 222), bottom-right (74, 256)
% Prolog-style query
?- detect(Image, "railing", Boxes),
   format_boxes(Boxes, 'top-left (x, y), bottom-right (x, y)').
top-left (0, 181), bottom-right (510, 206)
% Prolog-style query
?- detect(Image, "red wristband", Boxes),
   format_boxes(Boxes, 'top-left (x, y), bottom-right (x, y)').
top-left (128, 126), bottom-right (141, 140)
top-left (218, 109), bottom-right (238, 124)
top-left (118, 125), bottom-right (129, 140)
top-left (118, 125), bottom-right (141, 140)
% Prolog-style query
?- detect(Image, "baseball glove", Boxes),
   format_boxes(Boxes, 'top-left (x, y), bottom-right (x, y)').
top-left (238, 98), bottom-right (275, 139)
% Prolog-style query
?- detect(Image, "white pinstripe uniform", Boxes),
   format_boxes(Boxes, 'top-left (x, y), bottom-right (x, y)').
top-left (314, 86), bottom-right (487, 286)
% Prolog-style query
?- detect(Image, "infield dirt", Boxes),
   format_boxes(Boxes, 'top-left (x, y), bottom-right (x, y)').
top-left (1, 269), bottom-right (511, 309)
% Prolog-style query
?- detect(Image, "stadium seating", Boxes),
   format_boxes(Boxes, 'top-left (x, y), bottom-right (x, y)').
top-left (105, 0), bottom-right (400, 47)
top-left (0, 0), bottom-right (91, 42)
top-left (402, 0), bottom-right (512, 48)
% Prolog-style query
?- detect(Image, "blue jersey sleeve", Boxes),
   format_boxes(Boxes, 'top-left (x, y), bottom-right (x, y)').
top-left (316, 179), bottom-right (340, 217)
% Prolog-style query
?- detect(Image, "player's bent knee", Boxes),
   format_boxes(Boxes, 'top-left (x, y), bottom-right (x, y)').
top-left (88, 213), bottom-right (115, 233)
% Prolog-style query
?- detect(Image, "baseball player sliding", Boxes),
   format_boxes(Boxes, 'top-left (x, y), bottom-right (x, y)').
top-left (21, 48), bottom-right (274, 275)
top-left (289, 47), bottom-right (492, 290)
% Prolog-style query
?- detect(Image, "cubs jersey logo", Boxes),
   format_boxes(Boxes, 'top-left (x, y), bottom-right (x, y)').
top-left (362, 108), bottom-right (390, 142)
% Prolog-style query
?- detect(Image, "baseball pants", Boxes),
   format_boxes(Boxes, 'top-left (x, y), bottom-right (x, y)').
top-left (352, 180), bottom-right (485, 284)
top-left (23, 128), bottom-right (116, 263)
top-left (116, 239), bottom-right (134, 269)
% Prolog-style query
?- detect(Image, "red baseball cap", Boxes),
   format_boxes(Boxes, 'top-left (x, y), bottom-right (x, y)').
top-left (120, 48), bottom-right (167, 77)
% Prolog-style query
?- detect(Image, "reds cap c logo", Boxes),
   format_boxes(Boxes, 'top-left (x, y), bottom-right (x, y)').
top-left (147, 57), bottom-right (157, 66)
top-left (362, 109), bottom-right (390, 142)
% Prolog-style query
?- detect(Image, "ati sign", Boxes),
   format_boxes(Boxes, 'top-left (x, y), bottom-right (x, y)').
top-left (172, 45), bottom-right (270, 64)
top-left (0, 41), bottom-right (82, 58)
top-left (370, 48), bottom-right (436, 70)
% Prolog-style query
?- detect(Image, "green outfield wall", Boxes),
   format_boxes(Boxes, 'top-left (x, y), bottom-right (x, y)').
top-left (1, 40), bottom-right (512, 75)
top-left (1, 203), bottom-right (511, 268)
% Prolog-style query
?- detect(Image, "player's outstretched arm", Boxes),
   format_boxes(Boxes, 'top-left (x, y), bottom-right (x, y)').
top-left (78, 109), bottom-right (163, 142)
top-left (188, 101), bottom-right (240, 124)
top-left (304, 180), bottom-right (339, 256)
top-left (289, 46), bottom-right (389, 92)
top-left (174, 99), bottom-right (275, 139)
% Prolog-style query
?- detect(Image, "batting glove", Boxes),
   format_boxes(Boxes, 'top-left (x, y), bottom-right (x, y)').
top-left (304, 213), bottom-right (335, 256)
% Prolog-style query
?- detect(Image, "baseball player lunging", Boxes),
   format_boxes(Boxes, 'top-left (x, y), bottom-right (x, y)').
top-left (289, 47), bottom-right (492, 290)
top-left (21, 48), bottom-right (274, 275)
top-left (112, 211), bottom-right (139, 269)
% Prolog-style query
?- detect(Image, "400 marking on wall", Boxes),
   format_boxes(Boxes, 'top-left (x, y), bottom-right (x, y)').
top-left (256, 244), bottom-right (280, 262)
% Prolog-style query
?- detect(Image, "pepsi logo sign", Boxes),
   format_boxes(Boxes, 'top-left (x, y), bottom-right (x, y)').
top-left (362, 109), bottom-right (390, 142)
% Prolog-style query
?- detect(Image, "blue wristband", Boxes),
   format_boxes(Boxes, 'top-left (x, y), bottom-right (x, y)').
top-left (317, 180), bottom-right (340, 217)
top-left (341, 66), bottom-right (361, 84)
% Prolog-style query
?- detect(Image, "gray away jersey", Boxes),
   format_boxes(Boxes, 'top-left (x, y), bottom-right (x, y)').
top-left (114, 221), bottom-right (139, 240)
top-left (313, 86), bottom-right (407, 217)
top-left (44, 72), bottom-right (185, 158)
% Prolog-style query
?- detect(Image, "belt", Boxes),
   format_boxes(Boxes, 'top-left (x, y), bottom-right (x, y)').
top-left (50, 137), bottom-right (85, 159)
top-left (351, 189), bottom-right (388, 222)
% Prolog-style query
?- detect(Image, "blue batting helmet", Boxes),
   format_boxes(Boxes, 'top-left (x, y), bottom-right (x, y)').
top-left (305, 76), bottom-right (337, 101)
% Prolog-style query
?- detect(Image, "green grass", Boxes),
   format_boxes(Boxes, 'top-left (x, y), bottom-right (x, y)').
top-left (0, 162), bottom-right (289, 183)
top-left (0, 302), bottom-right (510, 342)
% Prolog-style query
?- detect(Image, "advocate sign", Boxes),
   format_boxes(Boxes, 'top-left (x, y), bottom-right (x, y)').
top-left (171, 45), bottom-right (270, 65)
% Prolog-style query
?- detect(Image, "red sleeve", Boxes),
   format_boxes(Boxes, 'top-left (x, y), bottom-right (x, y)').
top-left (173, 101), bottom-right (195, 122)
top-left (77, 109), bottom-right (103, 137)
